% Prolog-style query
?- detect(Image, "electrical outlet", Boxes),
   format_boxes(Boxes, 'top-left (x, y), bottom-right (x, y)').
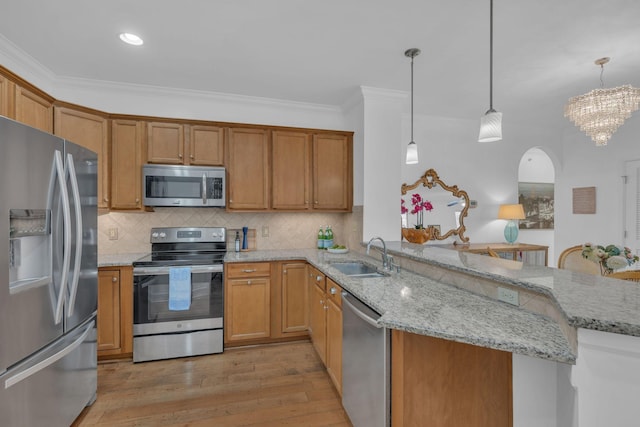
top-left (108, 228), bottom-right (118, 240)
top-left (262, 226), bottom-right (269, 237)
top-left (497, 287), bottom-right (519, 306)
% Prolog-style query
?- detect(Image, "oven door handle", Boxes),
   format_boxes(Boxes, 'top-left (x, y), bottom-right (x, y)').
top-left (133, 264), bottom-right (223, 276)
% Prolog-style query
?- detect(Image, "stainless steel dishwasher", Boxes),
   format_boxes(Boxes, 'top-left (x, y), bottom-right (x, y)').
top-left (341, 291), bottom-right (391, 427)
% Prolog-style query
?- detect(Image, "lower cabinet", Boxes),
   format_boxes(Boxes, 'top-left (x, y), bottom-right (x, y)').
top-left (224, 260), bottom-right (310, 347)
top-left (225, 262), bottom-right (272, 342)
top-left (97, 266), bottom-right (133, 359)
top-left (308, 265), bottom-right (343, 395)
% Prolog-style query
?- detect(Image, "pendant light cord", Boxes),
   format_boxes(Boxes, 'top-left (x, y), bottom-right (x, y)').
top-left (410, 54), bottom-right (414, 142)
top-left (489, 0), bottom-right (494, 110)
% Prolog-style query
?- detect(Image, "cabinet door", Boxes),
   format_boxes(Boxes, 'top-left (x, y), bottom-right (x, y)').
top-left (111, 120), bottom-right (144, 210)
top-left (147, 121), bottom-right (184, 164)
top-left (97, 269), bottom-right (121, 352)
top-left (14, 85), bottom-right (53, 133)
top-left (0, 74), bottom-right (14, 118)
top-left (226, 278), bottom-right (271, 341)
top-left (188, 124), bottom-right (224, 166)
top-left (281, 262), bottom-right (308, 333)
top-left (54, 106), bottom-right (110, 209)
top-left (227, 128), bottom-right (270, 210)
top-left (326, 296), bottom-right (343, 395)
top-left (310, 282), bottom-right (327, 365)
top-left (272, 131), bottom-right (310, 210)
top-left (312, 133), bottom-right (352, 211)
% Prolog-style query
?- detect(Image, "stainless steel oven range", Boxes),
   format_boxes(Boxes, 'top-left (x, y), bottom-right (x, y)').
top-left (132, 227), bottom-right (226, 363)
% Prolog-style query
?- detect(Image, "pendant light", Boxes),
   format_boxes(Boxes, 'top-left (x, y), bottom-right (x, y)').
top-left (405, 48), bottom-right (421, 164)
top-left (478, 0), bottom-right (502, 142)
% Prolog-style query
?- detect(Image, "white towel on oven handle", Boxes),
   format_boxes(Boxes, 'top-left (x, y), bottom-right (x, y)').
top-left (169, 266), bottom-right (191, 311)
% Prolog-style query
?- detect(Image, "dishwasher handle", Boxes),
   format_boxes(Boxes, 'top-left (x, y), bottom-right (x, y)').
top-left (342, 292), bottom-right (382, 329)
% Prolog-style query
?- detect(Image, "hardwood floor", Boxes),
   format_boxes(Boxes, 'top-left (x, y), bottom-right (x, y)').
top-left (73, 341), bottom-right (352, 426)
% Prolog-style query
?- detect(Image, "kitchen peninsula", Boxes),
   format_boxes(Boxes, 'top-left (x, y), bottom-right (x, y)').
top-left (222, 242), bottom-right (640, 427)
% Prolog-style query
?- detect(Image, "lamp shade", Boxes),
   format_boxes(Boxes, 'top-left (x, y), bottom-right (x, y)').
top-left (497, 204), bottom-right (525, 220)
top-left (478, 110), bottom-right (503, 142)
top-left (406, 141), bottom-right (418, 164)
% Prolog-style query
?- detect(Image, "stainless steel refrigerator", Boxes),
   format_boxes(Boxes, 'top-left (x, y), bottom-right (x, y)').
top-left (0, 116), bottom-right (98, 426)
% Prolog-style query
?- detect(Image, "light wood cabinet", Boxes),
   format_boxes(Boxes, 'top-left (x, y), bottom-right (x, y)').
top-left (97, 266), bottom-right (133, 359)
top-left (188, 124), bottom-right (224, 166)
top-left (147, 121), bottom-right (184, 164)
top-left (279, 261), bottom-right (309, 334)
top-left (391, 330), bottom-right (512, 427)
top-left (14, 84), bottom-right (53, 133)
top-left (312, 133), bottom-right (352, 211)
top-left (272, 131), bottom-right (311, 210)
top-left (225, 262), bottom-right (271, 342)
top-left (227, 127), bottom-right (270, 210)
top-left (147, 122), bottom-right (224, 166)
top-left (54, 105), bottom-right (110, 209)
top-left (308, 266), bottom-right (342, 394)
top-left (309, 272), bottom-right (327, 364)
top-left (0, 74), bottom-right (14, 118)
top-left (325, 278), bottom-right (343, 395)
top-left (111, 119), bottom-right (144, 210)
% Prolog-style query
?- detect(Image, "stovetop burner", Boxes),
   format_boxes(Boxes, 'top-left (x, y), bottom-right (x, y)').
top-left (133, 227), bottom-right (227, 267)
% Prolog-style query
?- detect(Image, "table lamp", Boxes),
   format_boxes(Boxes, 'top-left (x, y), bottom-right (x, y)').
top-left (497, 204), bottom-right (525, 244)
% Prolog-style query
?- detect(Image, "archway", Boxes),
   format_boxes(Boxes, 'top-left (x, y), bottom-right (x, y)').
top-left (517, 147), bottom-right (556, 265)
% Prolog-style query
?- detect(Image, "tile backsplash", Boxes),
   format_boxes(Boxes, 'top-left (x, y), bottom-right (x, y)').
top-left (98, 206), bottom-right (363, 255)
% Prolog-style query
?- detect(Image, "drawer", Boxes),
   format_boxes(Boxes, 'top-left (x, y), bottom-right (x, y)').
top-left (308, 265), bottom-right (326, 292)
top-left (326, 278), bottom-right (342, 308)
top-left (226, 262), bottom-right (271, 278)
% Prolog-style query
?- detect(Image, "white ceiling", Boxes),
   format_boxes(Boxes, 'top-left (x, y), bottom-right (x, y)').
top-left (1, 0), bottom-right (639, 129)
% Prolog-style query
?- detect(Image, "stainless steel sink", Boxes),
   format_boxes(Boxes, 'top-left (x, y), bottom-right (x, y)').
top-left (330, 262), bottom-right (387, 278)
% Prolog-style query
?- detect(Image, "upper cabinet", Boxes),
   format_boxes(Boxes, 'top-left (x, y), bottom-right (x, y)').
top-left (0, 69), bottom-right (53, 132)
top-left (188, 124), bottom-right (224, 166)
top-left (227, 127), bottom-right (270, 210)
top-left (54, 105), bottom-right (110, 209)
top-left (272, 130), bottom-right (311, 210)
top-left (0, 74), bottom-right (14, 118)
top-left (147, 121), bottom-right (224, 166)
top-left (14, 84), bottom-right (53, 133)
top-left (312, 133), bottom-right (352, 211)
top-left (111, 120), bottom-right (145, 210)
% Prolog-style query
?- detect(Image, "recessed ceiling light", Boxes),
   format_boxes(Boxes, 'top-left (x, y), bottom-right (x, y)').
top-left (119, 33), bottom-right (143, 46)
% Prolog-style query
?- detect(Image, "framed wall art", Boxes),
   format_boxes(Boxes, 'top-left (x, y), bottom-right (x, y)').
top-left (518, 182), bottom-right (554, 229)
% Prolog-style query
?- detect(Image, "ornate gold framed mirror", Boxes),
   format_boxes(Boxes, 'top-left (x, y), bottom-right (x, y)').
top-left (401, 168), bottom-right (470, 243)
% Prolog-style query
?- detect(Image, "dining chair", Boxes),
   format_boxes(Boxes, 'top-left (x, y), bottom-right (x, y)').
top-left (608, 271), bottom-right (640, 282)
top-left (557, 245), bottom-right (601, 275)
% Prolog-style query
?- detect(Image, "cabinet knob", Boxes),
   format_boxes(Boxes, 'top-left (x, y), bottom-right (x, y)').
top-left (242, 269), bottom-right (256, 273)
top-left (316, 275), bottom-right (322, 282)
top-left (283, 270), bottom-right (287, 274)
top-left (190, 154), bottom-right (194, 159)
top-left (178, 154), bottom-right (183, 158)
top-left (247, 280), bottom-right (252, 285)
top-left (112, 276), bottom-right (118, 282)
top-left (319, 300), bottom-right (324, 305)
top-left (315, 201), bottom-right (318, 204)
top-left (104, 197), bottom-right (109, 202)
top-left (330, 287), bottom-right (337, 295)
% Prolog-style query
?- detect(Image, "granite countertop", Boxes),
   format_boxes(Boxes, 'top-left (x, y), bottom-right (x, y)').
top-left (98, 252), bottom-right (147, 267)
top-left (377, 241), bottom-right (640, 338)
top-left (226, 248), bottom-right (576, 363)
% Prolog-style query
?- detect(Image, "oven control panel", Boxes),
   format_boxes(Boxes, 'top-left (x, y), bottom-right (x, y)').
top-left (150, 227), bottom-right (226, 243)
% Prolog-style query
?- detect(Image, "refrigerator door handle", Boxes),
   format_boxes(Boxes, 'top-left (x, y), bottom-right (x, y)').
top-left (3, 320), bottom-right (95, 389)
top-left (52, 150), bottom-right (72, 325)
top-left (65, 153), bottom-right (83, 317)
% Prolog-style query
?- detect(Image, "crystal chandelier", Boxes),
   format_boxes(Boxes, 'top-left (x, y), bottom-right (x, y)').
top-left (564, 57), bottom-right (640, 146)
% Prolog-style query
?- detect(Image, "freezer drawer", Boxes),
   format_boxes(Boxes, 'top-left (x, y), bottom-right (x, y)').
top-left (0, 318), bottom-right (97, 427)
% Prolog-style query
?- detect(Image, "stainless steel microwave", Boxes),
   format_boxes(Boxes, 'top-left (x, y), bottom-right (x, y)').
top-left (143, 164), bottom-right (225, 207)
